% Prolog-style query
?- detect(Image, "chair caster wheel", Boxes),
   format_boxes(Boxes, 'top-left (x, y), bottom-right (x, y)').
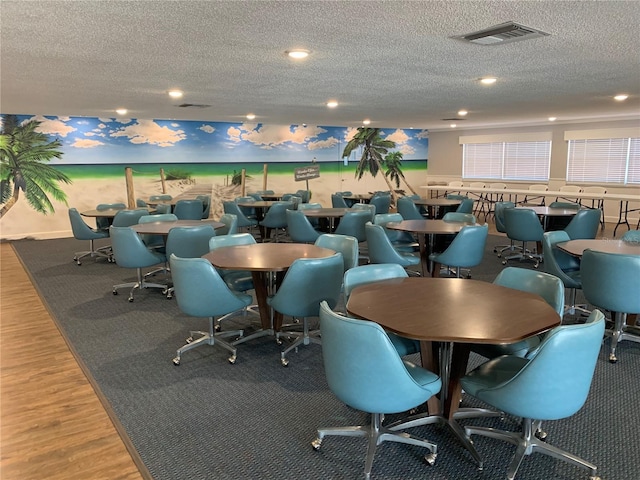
top-left (281, 358), bottom-right (289, 367)
top-left (128, 297), bottom-right (134, 302)
top-left (186, 337), bottom-right (193, 344)
top-left (608, 353), bottom-right (618, 363)
top-left (535, 429), bottom-right (548, 441)
top-left (228, 355), bottom-right (237, 364)
top-left (113, 290), bottom-right (118, 295)
top-left (214, 325), bottom-right (221, 332)
top-left (276, 337), bottom-right (283, 345)
top-left (311, 438), bottom-right (322, 450)
top-left (172, 357), bottom-right (180, 366)
top-left (424, 452), bottom-right (437, 466)
top-left (501, 260), bottom-right (507, 265)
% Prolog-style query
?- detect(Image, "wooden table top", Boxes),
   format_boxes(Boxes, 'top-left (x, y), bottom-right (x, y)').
top-left (413, 198), bottom-right (462, 207)
top-left (202, 243), bottom-right (336, 272)
top-left (129, 219), bottom-right (224, 235)
top-left (557, 239), bottom-right (640, 257)
top-left (301, 208), bottom-right (349, 218)
top-left (515, 206), bottom-right (579, 217)
top-left (236, 200), bottom-right (279, 208)
top-left (386, 219), bottom-right (475, 235)
top-left (347, 277), bottom-right (560, 344)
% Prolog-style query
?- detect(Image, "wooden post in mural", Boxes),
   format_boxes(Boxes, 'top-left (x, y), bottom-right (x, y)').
top-left (241, 169), bottom-right (246, 196)
top-left (125, 167), bottom-right (135, 209)
top-left (263, 163), bottom-right (268, 191)
top-left (160, 168), bottom-right (167, 193)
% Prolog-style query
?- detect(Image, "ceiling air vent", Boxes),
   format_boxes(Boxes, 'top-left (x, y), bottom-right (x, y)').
top-left (442, 118), bottom-right (466, 122)
top-left (176, 103), bottom-right (211, 108)
top-left (454, 22), bottom-right (549, 46)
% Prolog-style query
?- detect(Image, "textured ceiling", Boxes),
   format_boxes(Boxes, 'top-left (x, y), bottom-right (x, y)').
top-left (1, 0), bottom-right (639, 131)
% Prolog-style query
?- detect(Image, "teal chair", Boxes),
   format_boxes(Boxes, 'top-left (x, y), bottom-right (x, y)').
top-left (259, 201), bottom-right (294, 242)
top-left (312, 301), bottom-right (441, 479)
top-left (502, 208), bottom-right (544, 267)
top-left (462, 310), bottom-right (605, 480)
top-left (370, 194), bottom-right (391, 215)
top-left (365, 222), bottom-right (420, 274)
top-left (234, 196), bottom-right (257, 219)
top-left (563, 208), bottom-right (601, 239)
top-left (286, 209), bottom-right (320, 243)
top-left (351, 203), bottom-right (376, 223)
top-left (442, 212), bottom-right (476, 224)
top-left (429, 224), bottom-right (488, 278)
top-left (397, 196), bottom-right (424, 220)
top-left (335, 210), bottom-right (372, 243)
top-left (223, 201), bottom-right (258, 231)
top-left (295, 189), bottom-right (311, 203)
top-left (271, 253), bottom-right (344, 366)
top-left (169, 255), bottom-right (248, 365)
top-left (374, 213), bottom-right (417, 253)
top-left (150, 194), bottom-right (172, 201)
top-left (493, 201), bottom-right (521, 257)
top-left (455, 197), bottom-right (475, 214)
top-left (174, 199), bottom-right (204, 220)
top-left (343, 264), bottom-right (421, 357)
top-left (298, 202), bottom-right (322, 228)
top-left (314, 234), bottom-right (359, 274)
top-left (622, 229), bottom-right (640, 242)
top-left (109, 226), bottom-right (168, 302)
top-left (68, 208), bottom-right (111, 265)
top-left (542, 231), bottom-right (588, 316)
top-left (136, 198), bottom-right (148, 207)
top-left (138, 213), bottom-right (177, 252)
top-left (164, 225), bottom-right (216, 298)
top-left (581, 249), bottom-right (640, 363)
top-left (331, 193), bottom-right (349, 208)
top-left (217, 213), bottom-right (238, 235)
top-left (111, 208), bottom-right (148, 227)
top-left (546, 202), bottom-right (581, 230)
top-left (196, 195), bottom-right (211, 219)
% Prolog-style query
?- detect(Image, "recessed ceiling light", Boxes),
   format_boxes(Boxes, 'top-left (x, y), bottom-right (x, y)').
top-left (286, 49), bottom-right (310, 59)
top-left (458, 110), bottom-right (468, 116)
top-left (614, 94), bottom-right (629, 101)
top-left (168, 90), bottom-right (183, 98)
top-left (246, 113), bottom-right (256, 120)
top-left (548, 117), bottom-right (557, 121)
top-left (450, 123), bottom-right (457, 128)
top-left (479, 77), bottom-right (497, 85)
top-left (326, 100), bottom-right (338, 108)
top-left (363, 119), bottom-right (371, 125)
top-left (116, 108), bottom-right (127, 115)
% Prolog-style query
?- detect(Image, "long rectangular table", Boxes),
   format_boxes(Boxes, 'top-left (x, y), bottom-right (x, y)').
top-left (422, 185), bottom-right (640, 234)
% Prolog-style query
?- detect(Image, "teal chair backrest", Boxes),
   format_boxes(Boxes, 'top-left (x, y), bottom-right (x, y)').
top-left (351, 203), bottom-right (376, 222)
top-left (139, 214), bottom-right (177, 223)
top-left (471, 310), bottom-right (604, 421)
top-left (456, 198), bottom-right (475, 214)
top-left (169, 255), bottom-right (251, 318)
top-left (494, 267), bottom-right (564, 317)
top-left (260, 201), bottom-right (293, 228)
top-left (365, 222), bottom-right (418, 266)
top-left (549, 201), bottom-right (580, 209)
top-left (109, 226), bottom-right (165, 269)
top-left (370, 195), bottom-right (391, 215)
top-left (494, 201), bottom-right (515, 233)
top-left (314, 234), bottom-right (359, 273)
top-left (68, 208), bottom-right (108, 240)
top-left (209, 233), bottom-right (256, 250)
top-left (331, 194), bottom-right (349, 208)
top-left (503, 208), bottom-right (544, 242)
top-left (319, 301), bottom-right (441, 414)
top-left (111, 208), bottom-right (149, 227)
top-left (218, 213), bottom-right (238, 235)
top-left (334, 210), bottom-right (371, 242)
top-left (396, 197), bottom-right (423, 220)
top-left (269, 253), bottom-right (344, 318)
top-left (542, 231), bottom-right (581, 288)
top-left (196, 195), bottom-right (211, 219)
top-left (174, 199), bottom-right (204, 220)
top-left (563, 208), bottom-right (601, 239)
top-left (431, 224), bottom-right (488, 268)
top-left (150, 194), bottom-right (172, 201)
top-left (343, 263), bottom-right (408, 300)
top-left (165, 225), bottom-right (216, 259)
top-left (286, 209), bottom-right (321, 243)
top-left (222, 201), bottom-right (257, 227)
top-left (580, 249), bottom-right (640, 314)
top-left (442, 212), bottom-right (476, 223)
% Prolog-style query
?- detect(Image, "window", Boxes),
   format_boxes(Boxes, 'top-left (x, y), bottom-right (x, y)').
top-left (565, 128), bottom-right (640, 185)
top-left (460, 133), bottom-right (551, 181)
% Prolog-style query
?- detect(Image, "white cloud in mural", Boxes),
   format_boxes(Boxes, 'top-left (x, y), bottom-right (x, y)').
top-left (399, 143), bottom-right (416, 155)
top-left (58, 116), bottom-right (70, 122)
top-left (97, 123), bottom-right (107, 129)
top-left (199, 124), bottom-right (215, 134)
top-left (72, 138), bottom-right (105, 148)
top-left (116, 118), bottom-right (132, 124)
top-left (344, 127), bottom-right (358, 142)
top-left (171, 123), bottom-right (180, 127)
top-left (385, 129), bottom-right (409, 145)
top-left (308, 137), bottom-right (339, 150)
top-left (227, 126), bottom-right (242, 143)
top-left (237, 124), bottom-right (327, 148)
top-left (98, 117), bottom-right (113, 123)
top-left (110, 119), bottom-right (186, 147)
top-left (415, 129), bottom-right (429, 139)
top-left (76, 120), bottom-right (89, 125)
top-left (28, 115), bottom-right (77, 137)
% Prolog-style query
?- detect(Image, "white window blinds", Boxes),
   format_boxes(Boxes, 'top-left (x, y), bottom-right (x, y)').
top-left (566, 137), bottom-right (640, 184)
top-left (462, 140), bottom-right (551, 181)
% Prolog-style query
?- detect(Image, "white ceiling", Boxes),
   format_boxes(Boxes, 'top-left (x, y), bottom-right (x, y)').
top-left (2, 0), bottom-right (639, 131)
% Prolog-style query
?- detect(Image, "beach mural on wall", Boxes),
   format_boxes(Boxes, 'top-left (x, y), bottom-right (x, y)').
top-left (0, 114), bottom-right (428, 239)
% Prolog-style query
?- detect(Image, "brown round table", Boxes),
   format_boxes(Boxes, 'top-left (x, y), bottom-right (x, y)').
top-left (203, 243), bottom-right (336, 333)
top-left (386, 219), bottom-right (475, 275)
top-left (515, 206), bottom-right (578, 230)
top-left (347, 277), bottom-right (560, 463)
top-left (556, 239), bottom-right (640, 257)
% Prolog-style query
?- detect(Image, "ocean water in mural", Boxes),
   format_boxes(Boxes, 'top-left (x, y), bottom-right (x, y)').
top-left (2, 115), bottom-right (428, 173)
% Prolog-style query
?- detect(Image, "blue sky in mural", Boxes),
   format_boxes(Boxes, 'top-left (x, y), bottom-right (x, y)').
top-left (6, 115), bottom-right (428, 165)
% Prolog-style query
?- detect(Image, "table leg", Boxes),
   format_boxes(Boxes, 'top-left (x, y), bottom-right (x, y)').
top-left (417, 234), bottom-right (429, 277)
top-left (232, 271), bottom-right (274, 345)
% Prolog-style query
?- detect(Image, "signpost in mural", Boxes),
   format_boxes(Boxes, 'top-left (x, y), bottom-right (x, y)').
top-left (294, 164), bottom-right (320, 192)
top-left (262, 164), bottom-right (268, 191)
top-left (125, 167), bottom-right (136, 209)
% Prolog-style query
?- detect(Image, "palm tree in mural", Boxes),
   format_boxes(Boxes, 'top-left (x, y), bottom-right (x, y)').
top-left (383, 150), bottom-right (419, 196)
top-left (0, 115), bottom-right (71, 219)
top-left (341, 127), bottom-right (400, 205)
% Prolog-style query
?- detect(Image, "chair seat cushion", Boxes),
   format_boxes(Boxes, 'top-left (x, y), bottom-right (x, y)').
top-left (403, 360), bottom-right (441, 393)
top-left (472, 335), bottom-right (542, 359)
top-left (461, 355), bottom-right (528, 398)
top-left (222, 271), bottom-right (254, 292)
top-left (387, 333), bottom-right (421, 356)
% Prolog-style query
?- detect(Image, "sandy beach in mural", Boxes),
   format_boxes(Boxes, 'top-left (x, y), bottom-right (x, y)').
top-left (0, 169), bottom-right (425, 240)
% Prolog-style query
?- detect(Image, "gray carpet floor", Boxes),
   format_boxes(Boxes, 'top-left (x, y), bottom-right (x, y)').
top-left (12, 234), bottom-right (640, 480)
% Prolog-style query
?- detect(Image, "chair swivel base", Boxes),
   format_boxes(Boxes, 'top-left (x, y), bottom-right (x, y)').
top-left (606, 313), bottom-right (640, 363)
top-left (173, 319), bottom-right (243, 366)
top-left (465, 418), bottom-right (599, 480)
top-left (312, 412), bottom-right (437, 480)
top-left (502, 249), bottom-right (543, 269)
top-left (113, 267), bottom-right (168, 302)
top-left (277, 329), bottom-right (321, 366)
top-left (73, 246), bottom-right (112, 265)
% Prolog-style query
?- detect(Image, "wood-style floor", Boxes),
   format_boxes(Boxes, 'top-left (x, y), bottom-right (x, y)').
top-left (0, 243), bottom-right (147, 480)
